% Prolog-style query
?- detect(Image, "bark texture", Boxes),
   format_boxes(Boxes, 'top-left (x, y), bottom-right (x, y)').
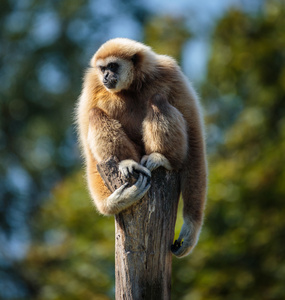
top-left (97, 156), bottom-right (180, 300)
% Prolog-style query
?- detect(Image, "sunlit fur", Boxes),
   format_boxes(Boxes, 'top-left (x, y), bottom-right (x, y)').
top-left (76, 38), bottom-right (207, 257)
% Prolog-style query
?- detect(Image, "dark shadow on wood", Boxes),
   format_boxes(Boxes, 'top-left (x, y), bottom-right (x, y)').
top-left (97, 156), bottom-right (180, 300)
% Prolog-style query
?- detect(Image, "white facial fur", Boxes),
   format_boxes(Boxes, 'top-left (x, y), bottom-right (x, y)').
top-left (95, 57), bottom-right (134, 92)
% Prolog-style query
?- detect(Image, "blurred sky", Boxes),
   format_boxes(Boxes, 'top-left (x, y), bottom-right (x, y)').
top-left (24, 0), bottom-right (263, 87)
top-left (98, 0), bottom-right (263, 82)
top-left (145, 0), bottom-right (263, 81)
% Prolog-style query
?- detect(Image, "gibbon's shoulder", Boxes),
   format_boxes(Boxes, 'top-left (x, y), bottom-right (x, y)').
top-left (154, 54), bottom-right (184, 83)
top-left (156, 54), bottom-right (179, 69)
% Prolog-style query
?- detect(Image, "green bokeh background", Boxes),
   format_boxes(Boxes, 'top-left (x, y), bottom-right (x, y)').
top-left (1, 0), bottom-right (285, 299)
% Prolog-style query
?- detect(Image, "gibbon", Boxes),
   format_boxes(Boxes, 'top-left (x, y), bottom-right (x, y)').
top-left (76, 38), bottom-right (207, 257)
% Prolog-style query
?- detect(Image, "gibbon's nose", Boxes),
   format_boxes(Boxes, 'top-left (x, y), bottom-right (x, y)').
top-left (104, 72), bottom-right (110, 80)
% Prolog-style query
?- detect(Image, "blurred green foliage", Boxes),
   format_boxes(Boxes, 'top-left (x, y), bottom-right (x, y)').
top-left (1, 0), bottom-right (285, 299)
top-left (26, 172), bottom-right (115, 299)
top-left (144, 15), bottom-right (191, 61)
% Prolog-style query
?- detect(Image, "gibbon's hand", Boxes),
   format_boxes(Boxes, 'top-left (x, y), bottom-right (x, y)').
top-left (119, 159), bottom-right (151, 178)
top-left (171, 221), bottom-right (197, 258)
top-left (107, 173), bottom-right (151, 211)
top-left (141, 152), bottom-right (172, 172)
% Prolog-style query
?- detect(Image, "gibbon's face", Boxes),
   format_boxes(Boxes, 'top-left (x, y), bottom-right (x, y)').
top-left (95, 57), bottom-right (134, 92)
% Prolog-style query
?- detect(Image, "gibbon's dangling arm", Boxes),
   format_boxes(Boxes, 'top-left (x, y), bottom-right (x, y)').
top-left (87, 107), bottom-right (151, 215)
top-left (171, 99), bottom-right (207, 258)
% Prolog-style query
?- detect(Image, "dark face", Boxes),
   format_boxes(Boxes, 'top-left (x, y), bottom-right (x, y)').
top-left (100, 62), bottom-right (119, 89)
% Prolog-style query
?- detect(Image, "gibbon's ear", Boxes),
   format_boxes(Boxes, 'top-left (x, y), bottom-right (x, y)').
top-left (90, 54), bottom-right (97, 67)
top-left (131, 52), bottom-right (142, 66)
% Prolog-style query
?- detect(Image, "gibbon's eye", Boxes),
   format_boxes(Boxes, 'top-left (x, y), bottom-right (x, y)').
top-left (100, 66), bottom-right (106, 73)
top-left (108, 62), bottom-right (119, 72)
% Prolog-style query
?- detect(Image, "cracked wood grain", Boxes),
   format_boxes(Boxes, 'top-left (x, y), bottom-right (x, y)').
top-left (97, 156), bottom-right (180, 300)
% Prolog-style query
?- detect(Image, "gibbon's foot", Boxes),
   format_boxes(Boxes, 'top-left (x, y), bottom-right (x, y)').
top-left (171, 221), bottom-right (196, 258)
top-left (119, 159), bottom-right (151, 179)
top-left (106, 173), bottom-right (151, 214)
top-left (141, 152), bottom-right (172, 172)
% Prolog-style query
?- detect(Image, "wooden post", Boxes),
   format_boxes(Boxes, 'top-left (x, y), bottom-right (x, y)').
top-left (97, 156), bottom-right (180, 300)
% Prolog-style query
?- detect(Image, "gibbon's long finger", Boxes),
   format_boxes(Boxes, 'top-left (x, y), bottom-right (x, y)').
top-left (118, 159), bottom-right (135, 178)
top-left (133, 171), bottom-right (145, 187)
top-left (140, 155), bottom-right (149, 167)
top-left (119, 166), bottom-right (130, 178)
top-left (171, 221), bottom-right (196, 257)
top-left (127, 173), bottom-right (146, 192)
top-left (110, 182), bottom-right (129, 199)
top-left (105, 177), bottom-right (150, 214)
top-left (177, 222), bottom-right (192, 243)
top-left (117, 173), bottom-right (150, 205)
top-left (146, 160), bottom-right (158, 172)
top-left (133, 173), bottom-right (151, 199)
top-left (145, 153), bottom-right (172, 171)
top-left (171, 241), bottom-right (193, 258)
top-left (132, 163), bottom-right (151, 178)
top-left (125, 166), bottom-right (133, 178)
top-left (140, 155), bottom-right (161, 172)
top-left (119, 159), bottom-right (151, 178)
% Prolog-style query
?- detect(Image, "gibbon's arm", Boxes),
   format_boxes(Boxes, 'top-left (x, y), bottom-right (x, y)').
top-left (141, 94), bottom-right (188, 171)
top-left (87, 107), bottom-right (151, 215)
top-left (172, 98), bottom-right (207, 258)
top-left (88, 107), bottom-right (139, 162)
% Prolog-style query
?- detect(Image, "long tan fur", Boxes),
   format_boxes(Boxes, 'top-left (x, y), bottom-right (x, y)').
top-left (76, 38), bottom-right (207, 257)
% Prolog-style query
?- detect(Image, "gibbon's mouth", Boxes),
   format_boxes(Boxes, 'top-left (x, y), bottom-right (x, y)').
top-left (103, 79), bottom-right (118, 89)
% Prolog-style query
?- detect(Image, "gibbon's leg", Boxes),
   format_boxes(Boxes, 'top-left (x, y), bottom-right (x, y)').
top-left (172, 115), bottom-right (207, 258)
top-left (87, 107), bottom-right (151, 215)
top-left (88, 107), bottom-right (150, 177)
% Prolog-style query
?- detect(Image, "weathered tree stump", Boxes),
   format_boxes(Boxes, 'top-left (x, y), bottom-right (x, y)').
top-left (97, 156), bottom-right (180, 300)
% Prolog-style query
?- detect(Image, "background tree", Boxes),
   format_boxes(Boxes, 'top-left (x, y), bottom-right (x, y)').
top-left (2, 0), bottom-right (285, 299)
top-left (172, 2), bottom-right (285, 299)
top-left (144, 15), bottom-right (191, 61)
